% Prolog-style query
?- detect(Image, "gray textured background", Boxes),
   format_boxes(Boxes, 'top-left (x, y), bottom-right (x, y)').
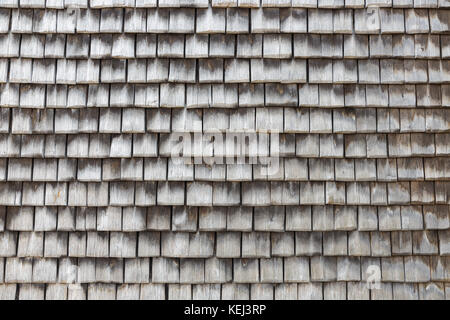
top-left (0, 0), bottom-right (449, 300)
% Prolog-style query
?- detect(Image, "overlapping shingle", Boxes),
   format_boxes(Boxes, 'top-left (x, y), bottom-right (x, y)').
top-left (0, 1), bottom-right (448, 301)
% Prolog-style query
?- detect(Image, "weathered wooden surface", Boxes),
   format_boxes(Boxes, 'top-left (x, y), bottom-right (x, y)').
top-left (0, 1), bottom-right (448, 300)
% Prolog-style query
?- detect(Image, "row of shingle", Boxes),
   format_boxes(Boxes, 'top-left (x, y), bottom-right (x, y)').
top-left (0, 230), bottom-right (448, 258)
top-left (1, 107), bottom-right (449, 134)
top-left (1, 281), bottom-right (449, 300)
top-left (0, 199), bottom-right (450, 230)
top-left (1, 7), bottom-right (449, 34)
top-left (1, 84), bottom-right (450, 109)
top-left (1, 0), bottom-right (450, 9)
top-left (1, 131), bottom-right (448, 158)
top-left (1, 152), bottom-right (450, 177)
top-left (2, 156), bottom-right (450, 182)
top-left (0, 179), bottom-right (448, 206)
top-left (2, 33), bottom-right (449, 59)
top-left (2, 58), bottom-right (450, 84)
top-left (1, 204), bottom-right (448, 232)
top-left (3, 34), bottom-right (450, 64)
top-left (2, 0), bottom-right (450, 9)
top-left (0, 255), bottom-right (447, 284)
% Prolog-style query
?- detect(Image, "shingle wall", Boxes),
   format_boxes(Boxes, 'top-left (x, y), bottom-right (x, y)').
top-left (0, 0), bottom-right (449, 300)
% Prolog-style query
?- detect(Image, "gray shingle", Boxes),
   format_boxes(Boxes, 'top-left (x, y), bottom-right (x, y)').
top-left (197, 7), bottom-right (226, 33)
top-left (77, 9), bottom-right (101, 33)
top-left (146, 8), bottom-right (169, 32)
top-left (227, 8), bottom-right (249, 33)
top-left (251, 8), bottom-right (280, 33)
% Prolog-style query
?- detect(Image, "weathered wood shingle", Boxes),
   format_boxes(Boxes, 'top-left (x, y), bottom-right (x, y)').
top-left (0, 1), bottom-right (448, 301)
